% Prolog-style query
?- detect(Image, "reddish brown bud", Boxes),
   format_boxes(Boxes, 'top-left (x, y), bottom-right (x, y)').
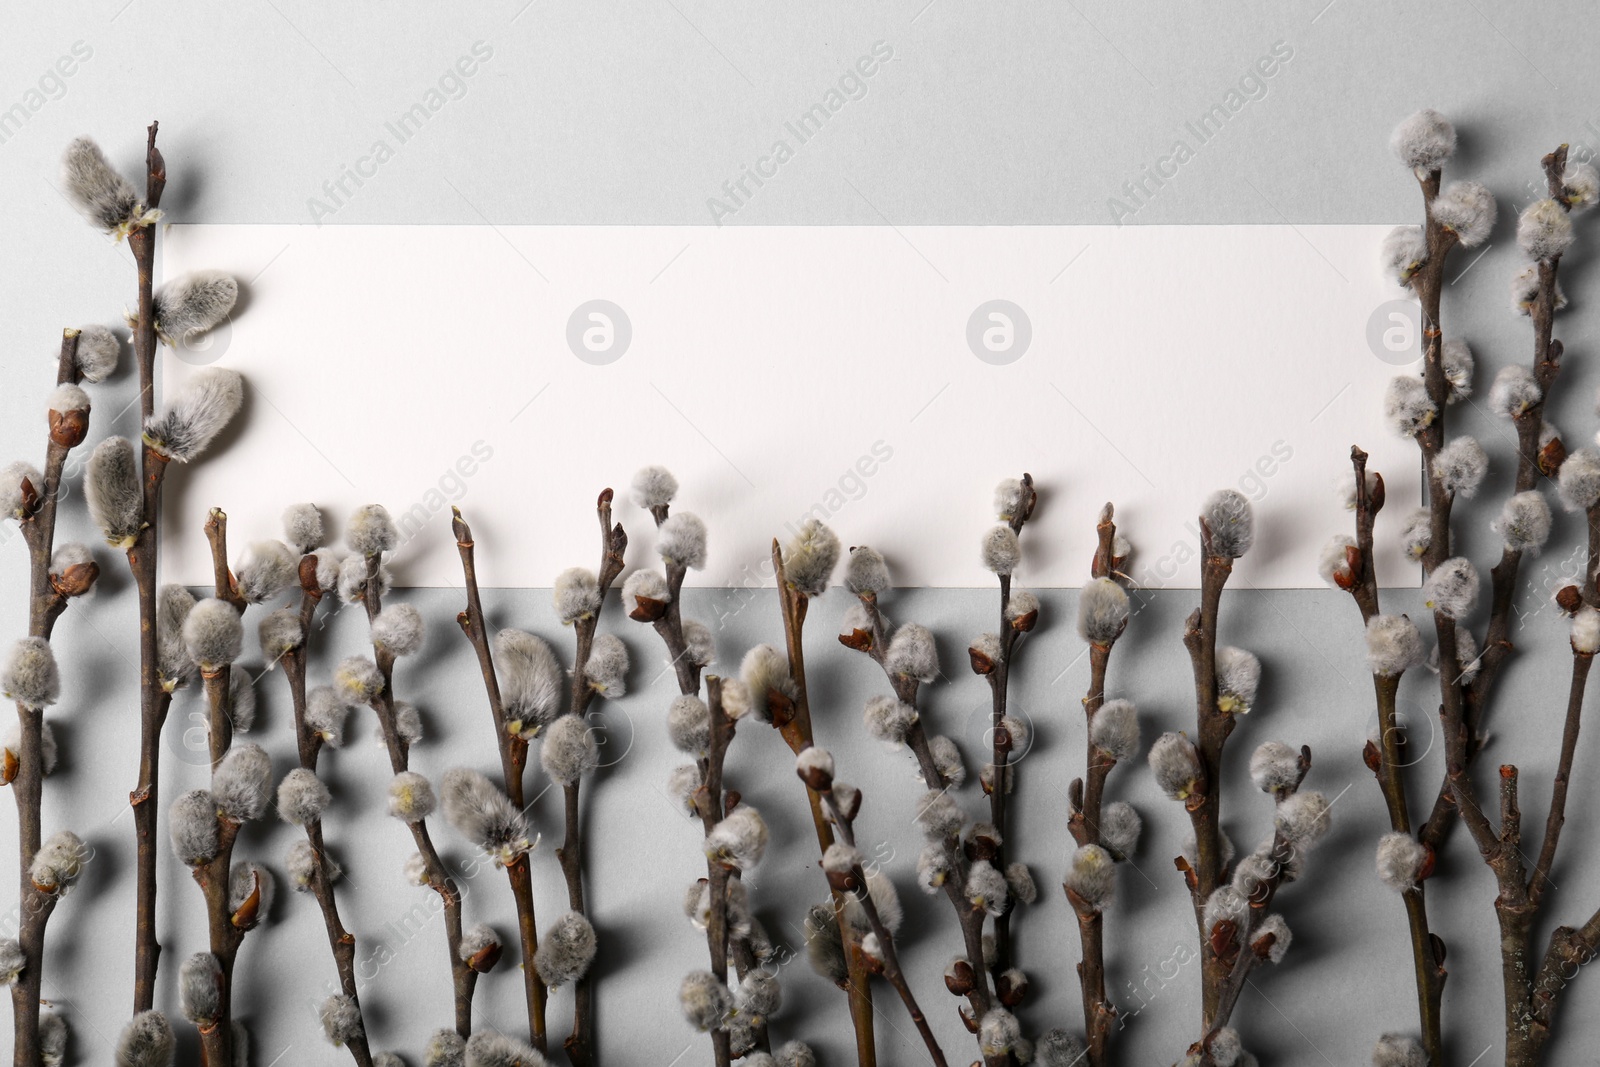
top-left (1337, 545), bottom-right (1362, 591)
top-left (1363, 740), bottom-right (1382, 774)
top-left (231, 872), bottom-right (265, 930)
top-left (1, 748), bottom-right (16, 786)
top-left (944, 958), bottom-right (975, 996)
top-left (300, 554), bottom-right (323, 595)
top-left (1556, 585), bottom-right (1584, 615)
top-left (1010, 608), bottom-right (1038, 633)
top-left (1250, 930), bottom-right (1278, 960)
top-left (968, 646), bottom-right (996, 675)
top-left (466, 940), bottom-right (503, 973)
top-left (1369, 471), bottom-right (1386, 513)
top-left (1539, 435), bottom-right (1568, 478)
top-left (1416, 843), bottom-right (1437, 883)
top-left (48, 408), bottom-right (89, 450)
top-left (838, 628), bottom-right (873, 652)
top-left (628, 595), bottom-right (668, 623)
top-left (826, 869), bottom-right (859, 894)
top-left (50, 561), bottom-right (99, 599)
top-left (996, 968), bottom-right (1028, 1007)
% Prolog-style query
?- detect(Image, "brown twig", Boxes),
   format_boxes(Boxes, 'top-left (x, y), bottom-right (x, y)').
top-left (279, 558), bottom-right (374, 1067)
top-left (772, 542), bottom-right (877, 1067)
top-left (361, 554), bottom-right (478, 1037)
top-left (8, 330), bottom-right (91, 1067)
top-left (838, 555), bottom-right (1001, 1063)
top-left (450, 509), bottom-right (548, 1052)
top-left (126, 120), bottom-right (169, 1016)
top-left (557, 489), bottom-right (626, 1067)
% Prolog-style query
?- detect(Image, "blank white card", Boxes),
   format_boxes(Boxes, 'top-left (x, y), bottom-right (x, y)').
top-left (159, 224), bottom-right (1415, 589)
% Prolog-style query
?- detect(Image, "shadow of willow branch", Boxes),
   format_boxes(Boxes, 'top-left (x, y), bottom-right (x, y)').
top-left (450, 508), bottom-right (549, 1054)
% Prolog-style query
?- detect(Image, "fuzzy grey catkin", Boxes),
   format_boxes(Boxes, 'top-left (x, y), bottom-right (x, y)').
top-left (630, 464), bottom-right (678, 509)
top-left (1148, 732), bottom-right (1202, 800)
top-left (343, 504), bottom-right (396, 558)
top-left (965, 858), bottom-right (1008, 916)
top-left (170, 790), bottom-right (219, 865)
top-left (1203, 489), bottom-right (1253, 557)
top-left (180, 952), bottom-right (222, 1025)
top-left (916, 843), bottom-right (952, 893)
top-left (0, 462), bottom-right (40, 524)
top-left (1431, 180), bottom-right (1496, 246)
top-left (37, 1010), bottom-right (65, 1067)
top-left (980, 525), bottom-right (1021, 576)
top-left (233, 540), bottom-right (297, 604)
top-left (61, 136), bottom-right (142, 233)
top-left (229, 860), bottom-right (274, 915)
top-left (1004, 862), bottom-right (1038, 906)
top-left (285, 839), bottom-right (333, 892)
top-left (3, 720), bottom-right (58, 776)
top-left (621, 568), bottom-right (669, 608)
top-left (307, 548), bottom-right (342, 593)
top-left (978, 1009), bottom-right (1022, 1059)
top-left (584, 632), bottom-right (629, 697)
top-left (1078, 577), bottom-right (1129, 644)
top-left (1489, 364), bottom-right (1542, 418)
top-left (1558, 448), bottom-right (1600, 511)
top-left (320, 993), bottom-right (364, 1046)
top-left (679, 970), bottom-right (732, 1031)
top-left (1495, 490), bottom-right (1552, 553)
top-left (1573, 607), bottom-right (1600, 655)
top-left (212, 743), bottom-right (271, 821)
top-left (553, 567), bottom-right (601, 624)
top-left (1275, 790), bottom-right (1332, 846)
top-left (658, 512), bottom-right (709, 571)
top-left (535, 911), bottom-right (597, 987)
top-left (257, 608), bottom-right (303, 667)
top-left (306, 686), bottom-right (349, 747)
top-left (387, 772), bottom-right (435, 823)
top-left (494, 629), bottom-right (563, 736)
top-left (48, 382), bottom-right (90, 417)
top-left (1519, 197), bottom-right (1574, 261)
top-left (844, 545), bottom-right (890, 595)
top-left (372, 603), bottom-right (425, 657)
top-left (666, 764), bottom-right (699, 814)
top-left (706, 806), bottom-right (769, 870)
top-left (542, 714), bottom-right (599, 785)
top-left (393, 701), bottom-right (423, 746)
top-left (223, 664), bottom-right (254, 734)
top-left (682, 618), bottom-right (716, 667)
top-left (1373, 1034), bottom-right (1426, 1067)
top-left (1376, 831), bottom-right (1428, 891)
top-left (740, 644), bottom-right (796, 721)
top-left (1512, 264), bottom-right (1567, 316)
top-left (152, 271), bottom-right (237, 344)
top-left (143, 368), bottom-right (243, 462)
top-left (458, 923), bottom-right (501, 964)
top-left (1435, 436), bottom-right (1487, 498)
top-left (71, 323), bottom-right (120, 383)
top-left (1562, 161), bottom-right (1600, 208)
top-left (1422, 556), bottom-right (1477, 617)
top-left (1367, 614), bottom-right (1424, 675)
top-left (277, 768), bottom-right (332, 826)
top-left (114, 1010), bottom-right (175, 1067)
top-left (1215, 646), bottom-right (1261, 714)
top-left (1399, 509), bottom-right (1431, 561)
top-left (1035, 1030), bottom-right (1089, 1067)
top-left (782, 518), bottom-right (840, 595)
top-left (885, 622), bottom-right (938, 682)
top-left (425, 1031), bottom-right (467, 1067)
top-left (280, 502), bottom-right (325, 554)
top-left (1100, 800), bottom-right (1142, 856)
top-left (927, 733), bottom-right (966, 787)
top-left (1319, 535), bottom-right (1356, 588)
top-left (1442, 338), bottom-right (1474, 400)
top-left (156, 585), bottom-right (197, 689)
top-left (1249, 741), bottom-right (1301, 794)
top-left (441, 768), bottom-right (529, 860)
top-left (183, 598), bottom-right (242, 671)
top-left (914, 789), bottom-right (965, 840)
top-left (667, 695), bottom-right (711, 755)
top-left (1090, 699), bottom-right (1139, 761)
top-left (85, 437), bottom-right (142, 545)
top-left (1066, 844), bottom-right (1116, 909)
top-left (1385, 376), bottom-right (1436, 437)
top-left (0, 940), bottom-right (26, 983)
top-left (29, 831), bottom-right (88, 894)
top-left (862, 695), bottom-right (917, 745)
top-left (2, 637), bottom-right (60, 710)
top-left (334, 655), bottom-right (384, 706)
top-left (1390, 109), bottom-right (1455, 170)
top-left (1381, 225), bottom-right (1427, 286)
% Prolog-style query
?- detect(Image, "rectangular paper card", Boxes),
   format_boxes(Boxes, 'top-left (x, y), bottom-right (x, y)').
top-left (159, 223), bottom-right (1416, 589)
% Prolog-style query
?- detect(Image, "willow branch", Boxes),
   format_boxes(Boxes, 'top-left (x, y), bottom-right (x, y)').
top-left (450, 509), bottom-right (547, 1052)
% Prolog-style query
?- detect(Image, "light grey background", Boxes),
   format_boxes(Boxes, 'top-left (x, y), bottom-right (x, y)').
top-left (3, 1), bottom-right (1600, 1065)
